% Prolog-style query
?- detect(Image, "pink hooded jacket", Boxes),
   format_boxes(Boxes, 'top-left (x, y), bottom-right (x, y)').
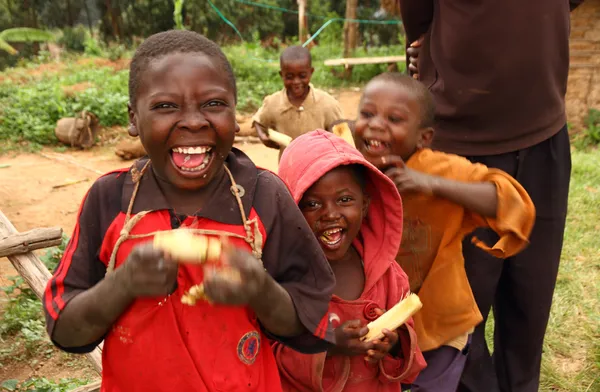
top-left (275, 130), bottom-right (426, 392)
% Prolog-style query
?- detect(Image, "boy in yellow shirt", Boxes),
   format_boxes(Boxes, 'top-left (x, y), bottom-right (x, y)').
top-left (353, 73), bottom-right (536, 392)
top-left (253, 46), bottom-right (343, 159)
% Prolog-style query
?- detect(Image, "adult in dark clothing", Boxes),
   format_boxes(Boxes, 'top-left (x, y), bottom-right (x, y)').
top-left (397, 1), bottom-right (584, 391)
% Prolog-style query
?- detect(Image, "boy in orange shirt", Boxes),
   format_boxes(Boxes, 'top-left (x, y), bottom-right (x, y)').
top-left (353, 73), bottom-right (536, 391)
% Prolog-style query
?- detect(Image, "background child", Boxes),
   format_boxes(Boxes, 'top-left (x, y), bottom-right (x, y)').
top-left (252, 45), bottom-right (343, 159)
top-left (353, 73), bottom-right (535, 392)
top-left (43, 30), bottom-right (336, 392)
top-left (275, 129), bottom-right (426, 391)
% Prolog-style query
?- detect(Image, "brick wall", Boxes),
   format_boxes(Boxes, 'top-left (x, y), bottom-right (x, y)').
top-left (567, 0), bottom-right (600, 131)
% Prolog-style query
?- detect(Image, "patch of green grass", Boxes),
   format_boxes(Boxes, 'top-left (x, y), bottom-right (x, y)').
top-left (0, 238), bottom-right (68, 360)
top-left (484, 149), bottom-right (600, 391)
top-left (0, 42), bottom-right (405, 150)
top-left (1, 377), bottom-right (89, 392)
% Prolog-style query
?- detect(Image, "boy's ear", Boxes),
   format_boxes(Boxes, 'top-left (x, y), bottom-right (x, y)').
top-left (418, 127), bottom-right (434, 149)
top-left (278, 70), bottom-right (283, 78)
top-left (128, 104), bottom-right (139, 137)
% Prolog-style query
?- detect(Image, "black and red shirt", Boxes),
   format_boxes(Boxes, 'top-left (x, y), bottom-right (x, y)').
top-left (43, 148), bottom-right (335, 392)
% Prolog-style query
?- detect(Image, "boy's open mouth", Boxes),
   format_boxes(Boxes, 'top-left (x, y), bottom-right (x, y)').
top-left (319, 227), bottom-right (344, 249)
top-left (170, 146), bottom-right (213, 176)
top-left (363, 138), bottom-right (390, 154)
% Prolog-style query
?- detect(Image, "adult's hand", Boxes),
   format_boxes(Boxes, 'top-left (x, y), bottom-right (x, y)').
top-left (407, 36), bottom-right (424, 79)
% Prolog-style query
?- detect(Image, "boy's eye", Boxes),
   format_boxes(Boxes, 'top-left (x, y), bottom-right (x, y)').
top-left (389, 116), bottom-right (404, 123)
top-left (359, 110), bottom-right (373, 119)
top-left (153, 102), bottom-right (176, 110)
top-left (203, 100), bottom-right (226, 108)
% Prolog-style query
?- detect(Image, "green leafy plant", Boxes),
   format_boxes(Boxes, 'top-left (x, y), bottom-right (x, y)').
top-left (584, 108), bottom-right (600, 144)
top-left (1, 377), bottom-right (89, 392)
top-left (0, 28), bottom-right (55, 55)
top-left (173, 0), bottom-right (186, 30)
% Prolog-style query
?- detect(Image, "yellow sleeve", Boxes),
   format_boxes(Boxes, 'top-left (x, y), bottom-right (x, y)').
top-left (467, 168), bottom-right (535, 258)
top-left (450, 156), bottom-right (535, 258)
top-left (414, 150), bottom-right (536, 258)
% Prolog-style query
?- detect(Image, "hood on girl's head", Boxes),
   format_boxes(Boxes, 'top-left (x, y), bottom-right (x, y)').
top-left (278, 130), bottom-right (404, 290)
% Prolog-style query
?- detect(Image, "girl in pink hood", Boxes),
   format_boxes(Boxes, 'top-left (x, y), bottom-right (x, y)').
top-left (275, 130), bottom-right (426, 391)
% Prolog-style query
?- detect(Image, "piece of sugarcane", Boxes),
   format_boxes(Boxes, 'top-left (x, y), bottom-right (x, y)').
top-left (267, 129), bottom-right (293, 147)
top-left (332, 122), bottom-right (356, 148)
top-left (153, 230), bottom-right (222, 264)
top-left (181, 268), bottom-right (243, 306)
top-left (360, 293), bottom-right (422, 342)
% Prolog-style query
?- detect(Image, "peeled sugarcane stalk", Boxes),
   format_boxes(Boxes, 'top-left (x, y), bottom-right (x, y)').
top-left (267, 129), bottom-right (293, 147)
top-left (361, 293), bottom-right (422, 342)
top-left (332, 122), bottom-right (356, 148)
top-left (153, 230), bottom-right (241, 306)
top-left (153, 230), bottom-right (222, 264)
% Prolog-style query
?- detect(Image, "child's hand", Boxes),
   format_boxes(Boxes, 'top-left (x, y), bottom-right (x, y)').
top-left (364, 329), bottom-right (399, 364)
top-left (407, 36), bottom-right (424, 79)
top-left (202, 241), bottom-right (267, 306)
top-left (377, 155), bottom-right (436, 195)
top-left (254, 123), bottom-right (281, 150)
top-left (331, 320), bottom-right (375, 356)
top-left (121, 242), bottom-right (178, 298)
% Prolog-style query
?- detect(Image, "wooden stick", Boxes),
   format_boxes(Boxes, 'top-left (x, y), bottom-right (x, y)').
top-left (52, 178), bottom-right (89, 189)
top-left (0, 210), bottom-right (103, 374)
top-left (71, 380), bottom-right (101, 392)
top-left (0, 227), bottom-right (63, 257)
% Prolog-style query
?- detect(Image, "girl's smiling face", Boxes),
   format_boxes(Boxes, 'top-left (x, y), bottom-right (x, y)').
top-left (129, 52), bottom-right (238, 191)
top-left (299, 166), bottom-right (369, 262)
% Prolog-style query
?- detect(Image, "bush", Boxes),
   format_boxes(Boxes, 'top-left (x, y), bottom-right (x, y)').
top-left (58, 25), bottom-right (88, 52)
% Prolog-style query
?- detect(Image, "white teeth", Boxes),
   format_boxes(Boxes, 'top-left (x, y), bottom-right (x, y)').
top-left (180, 162), bottom-right (207, 172)
top-left (367, 140), bottom-right (382, 147)
top-left (172, 146), bottom-right (212, 154)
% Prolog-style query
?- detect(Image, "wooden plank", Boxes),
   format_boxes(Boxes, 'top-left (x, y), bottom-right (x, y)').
top-left (324, 56), bottom-right (406, 67)
top-left (0, 227), bottom-right (63, 257)
top-left (71, 381), bottom-right (101, 392)
top-left (0, 210), bottom-right (103, 374)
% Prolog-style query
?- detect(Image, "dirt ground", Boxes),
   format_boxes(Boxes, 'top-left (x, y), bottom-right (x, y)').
top-left (0, 89), bottom-right (361, 384)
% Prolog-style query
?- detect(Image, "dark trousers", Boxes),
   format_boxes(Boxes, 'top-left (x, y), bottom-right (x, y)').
top-left (457, 126), bottom-right (571, 392)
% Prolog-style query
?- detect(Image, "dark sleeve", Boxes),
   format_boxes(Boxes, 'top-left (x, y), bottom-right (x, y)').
top-left (253, 170), bottom-right (336, 353)
top-left (398, 0), bottom-right (434, 44)
top-left (42, 173), bottom-right (124, 353)
top-left (570, 0), bottom-right (584, 11)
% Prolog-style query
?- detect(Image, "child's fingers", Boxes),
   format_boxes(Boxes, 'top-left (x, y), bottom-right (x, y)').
top-left (382, 329), bottom-right (399, 346)
top-left (342, 321), bottom-right (369, 339)
top-left (375, 155), bottom-right (405, 170)
top-left (364, 348), bottom-right (386, 364)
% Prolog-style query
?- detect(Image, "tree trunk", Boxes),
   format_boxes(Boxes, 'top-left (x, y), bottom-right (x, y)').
top-left (66, 0), bottom-right (74, 26)
top-left (83, 0), bottom-right (94, 37)
top-left (297, 0), bottom-right (307, 43)
top-left (343, 0), bottom-right (359, 78)
top-left (105, 0), bottom-right (121, 40)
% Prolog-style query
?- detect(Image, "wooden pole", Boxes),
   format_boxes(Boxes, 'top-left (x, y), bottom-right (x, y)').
top-left (297, 0), bottom-right (307, 42)
top-left (0, 210), bottom-right (103, 374)
top-left (343, 0), bottom-right (358, 78)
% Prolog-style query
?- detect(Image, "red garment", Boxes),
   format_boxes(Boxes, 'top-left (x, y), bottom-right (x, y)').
top-left (276, 130), bottom-right (426, 391)
top-left (43, 151), bottom-right (336, 392)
